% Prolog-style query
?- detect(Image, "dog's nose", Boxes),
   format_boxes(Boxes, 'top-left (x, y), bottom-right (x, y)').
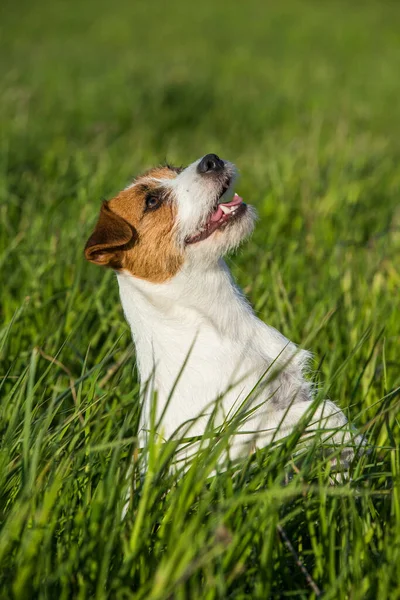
top-left (197, 153), bottom-right (224, 174)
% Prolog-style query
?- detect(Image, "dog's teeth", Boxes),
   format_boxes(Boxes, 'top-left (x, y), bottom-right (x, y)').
top-left (220, 205), bottom-right (232, 215)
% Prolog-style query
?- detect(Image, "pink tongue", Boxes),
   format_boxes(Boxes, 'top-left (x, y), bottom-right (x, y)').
top-left (224, 193), bottom-right (243, 207)
top-left (210, 193), bottom-right (243, 222)
top-left (210, 207), bottom-right (223, 222)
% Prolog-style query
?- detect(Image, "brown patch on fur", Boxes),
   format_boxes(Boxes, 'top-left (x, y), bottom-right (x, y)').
top-left (141, 166), bottom-right (179, 180)
top-left (84, 167), bottom-right (183, 283)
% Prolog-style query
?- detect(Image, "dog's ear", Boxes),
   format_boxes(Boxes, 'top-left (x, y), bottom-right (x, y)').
top-left (84, 202), bottom-right (135, 267)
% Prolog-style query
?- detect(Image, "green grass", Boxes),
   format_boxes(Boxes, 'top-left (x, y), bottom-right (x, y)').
top-left (1, 0), bottom-right (400, 597)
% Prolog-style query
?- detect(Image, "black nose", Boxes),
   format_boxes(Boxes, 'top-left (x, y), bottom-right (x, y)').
top-left (197, 153), bottom-right (224, 174)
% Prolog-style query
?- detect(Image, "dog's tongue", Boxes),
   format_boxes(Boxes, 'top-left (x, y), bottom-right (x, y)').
top-left (210, 193), bottom-right (243, 222)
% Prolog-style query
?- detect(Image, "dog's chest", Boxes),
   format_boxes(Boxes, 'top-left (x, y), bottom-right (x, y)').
top-left (135, 321), bottom-right (268, 436)
top-left (117, 269), bottom-right (302, 440)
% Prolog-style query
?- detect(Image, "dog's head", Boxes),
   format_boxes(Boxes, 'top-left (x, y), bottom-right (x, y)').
top-left (84, 154), bottom-right (256, 282)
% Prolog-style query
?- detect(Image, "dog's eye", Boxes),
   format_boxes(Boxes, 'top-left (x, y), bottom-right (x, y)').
top-left (145, 195), bottom-right (162, 211)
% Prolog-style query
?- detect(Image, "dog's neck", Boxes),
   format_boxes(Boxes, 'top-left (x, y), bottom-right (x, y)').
top-left (117, 257), bottom-right (301, 384)
top-left (117, 258), bottom-right (258, 344)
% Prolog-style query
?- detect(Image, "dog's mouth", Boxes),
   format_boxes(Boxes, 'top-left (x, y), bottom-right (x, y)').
top-left (185, 181), bottom-right (247, 245)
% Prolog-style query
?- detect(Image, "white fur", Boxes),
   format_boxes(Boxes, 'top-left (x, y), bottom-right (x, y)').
top-left (116, 156), bottom-right (361, 463)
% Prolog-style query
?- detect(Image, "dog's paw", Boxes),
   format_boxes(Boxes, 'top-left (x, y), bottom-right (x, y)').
top-left (326, 431), bottom-right (368, 483)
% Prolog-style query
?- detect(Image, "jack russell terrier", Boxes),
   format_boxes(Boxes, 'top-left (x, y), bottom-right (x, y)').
top-left (85, 153), bottom-right (362, 464)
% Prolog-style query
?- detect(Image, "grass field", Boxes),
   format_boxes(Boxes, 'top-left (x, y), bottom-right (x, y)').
top-left (1, 0), bottom-right (400, 597)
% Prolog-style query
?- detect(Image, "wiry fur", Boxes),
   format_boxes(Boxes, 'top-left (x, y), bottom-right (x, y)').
top-left (86, 155), bottom-right (363, 463)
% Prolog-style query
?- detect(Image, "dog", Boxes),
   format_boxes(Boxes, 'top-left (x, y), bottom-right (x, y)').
top-left (85, 153), bottom-right (362, 465)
